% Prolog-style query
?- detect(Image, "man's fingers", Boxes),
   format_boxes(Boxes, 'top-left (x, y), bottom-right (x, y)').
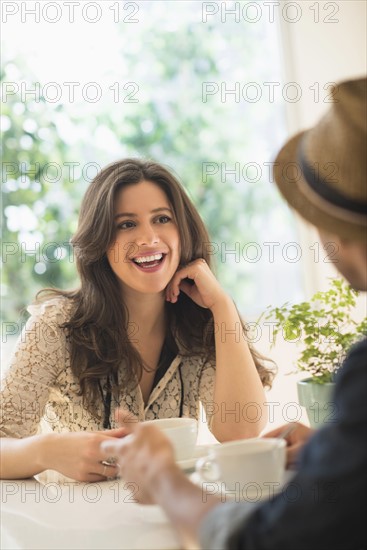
top-left (100, 439), bottom-right (124, 459)
top-left (286, 443), bottom-right (303, 468)
top-left (101, 434), bottom-right (134, 458)
top-left (101, 409), bottom-right (139, 460)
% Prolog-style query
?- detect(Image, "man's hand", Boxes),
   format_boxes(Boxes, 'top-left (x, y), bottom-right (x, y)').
top-left (264, 422), bottom-right (314, 468)
top-left (100, 410), bottom-right (229, 548)
top-left (100, 409), bottom-right (179, 504)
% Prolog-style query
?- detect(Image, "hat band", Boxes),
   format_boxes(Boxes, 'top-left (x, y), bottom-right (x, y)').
top-left (298, 147), bottom-right (367, 215)
top-left (297, 146), bottom-right (367, 227)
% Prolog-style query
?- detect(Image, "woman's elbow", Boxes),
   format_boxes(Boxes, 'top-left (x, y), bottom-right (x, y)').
top-left (211, 406), bottom-right (268, 442)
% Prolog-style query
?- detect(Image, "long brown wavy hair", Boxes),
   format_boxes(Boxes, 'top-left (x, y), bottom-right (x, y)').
top-left (40, 159), bottom-right (274, 419)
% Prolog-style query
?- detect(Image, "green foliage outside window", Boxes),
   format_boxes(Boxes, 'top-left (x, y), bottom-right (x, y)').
top-left (1, 5), bottom-right (297, 325)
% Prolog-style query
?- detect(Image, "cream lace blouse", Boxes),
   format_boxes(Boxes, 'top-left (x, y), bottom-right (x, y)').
top-left (1, 297), bottom-right (216, 438)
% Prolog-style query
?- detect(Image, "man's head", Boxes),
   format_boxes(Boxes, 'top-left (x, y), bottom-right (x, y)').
top-left (273, 77), bottom-right (367, 290)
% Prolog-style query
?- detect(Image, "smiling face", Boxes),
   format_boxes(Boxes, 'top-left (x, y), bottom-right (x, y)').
top-left (107, 180), bottom-right (181, 296)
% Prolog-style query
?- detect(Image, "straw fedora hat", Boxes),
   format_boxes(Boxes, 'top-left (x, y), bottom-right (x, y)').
top-left (273, 77), bottom-right (367, 243)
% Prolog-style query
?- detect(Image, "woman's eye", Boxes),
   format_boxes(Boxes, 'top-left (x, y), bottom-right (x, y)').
top-left (157, 215), bottom-right (171, 224)
top-left (117, 221), bottom-right (135, 230)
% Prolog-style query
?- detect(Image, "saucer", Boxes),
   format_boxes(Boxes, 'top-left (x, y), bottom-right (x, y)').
top-left (189, 471), bottom-right (290, 502)
top-left (176, 445), bottom-right (213, 471)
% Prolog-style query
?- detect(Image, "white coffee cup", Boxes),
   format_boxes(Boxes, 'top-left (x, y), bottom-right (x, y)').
top-left (144, 418), bottom-right (198, 461)
top-left (196, 438), bottom-right (286, 495)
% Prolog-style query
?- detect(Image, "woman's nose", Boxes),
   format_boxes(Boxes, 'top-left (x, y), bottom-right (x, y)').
top-left (136, 224), bottom-right (159, 246)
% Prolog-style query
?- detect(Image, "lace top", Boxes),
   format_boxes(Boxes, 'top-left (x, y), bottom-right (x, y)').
top-left (0, 297), bottom-right (215, 438)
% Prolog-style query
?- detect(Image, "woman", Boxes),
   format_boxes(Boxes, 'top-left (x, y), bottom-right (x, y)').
top-left (1, 159), bottom-right (274, 481)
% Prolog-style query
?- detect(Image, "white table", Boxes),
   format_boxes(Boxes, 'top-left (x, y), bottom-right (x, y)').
top-left (0, 474), bottom-right (180, 550)
top-left (1, 468), bottom-right (294, 549)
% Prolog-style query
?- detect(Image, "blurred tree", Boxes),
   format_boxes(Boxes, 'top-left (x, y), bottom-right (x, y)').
top-left (1, 2), bottom-right (298, 326)
top-left (1, 61), bottom-right (80, 323)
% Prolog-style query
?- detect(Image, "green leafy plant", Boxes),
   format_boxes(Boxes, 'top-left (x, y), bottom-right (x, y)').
top-left (260, 278), bottom-right (367, 384)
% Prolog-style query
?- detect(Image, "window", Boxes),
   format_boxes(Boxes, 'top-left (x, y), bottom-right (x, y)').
top-left (2, 1), bottom-right (303, 328)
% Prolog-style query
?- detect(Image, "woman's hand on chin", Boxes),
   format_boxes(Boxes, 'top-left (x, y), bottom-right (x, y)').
top-left (165, 258), bottom-right (229, 310)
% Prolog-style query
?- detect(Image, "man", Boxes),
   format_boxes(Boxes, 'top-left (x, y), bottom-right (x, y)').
top-left (102, 78), bottom-right (367, 550)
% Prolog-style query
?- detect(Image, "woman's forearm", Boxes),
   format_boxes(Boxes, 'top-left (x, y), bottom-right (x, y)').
top-left (0, 434), bottom-right (53, 479)
top-left (1, 429), bottom-right (126, 481)
top-left (210, 296), bottom-right (268, 441)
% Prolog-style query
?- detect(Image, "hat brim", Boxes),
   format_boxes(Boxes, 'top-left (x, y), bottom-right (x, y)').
top-left (273, 131), bottom-right (367, 242)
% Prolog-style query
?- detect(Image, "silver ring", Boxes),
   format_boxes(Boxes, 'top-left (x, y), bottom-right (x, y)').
top-left (102, 456), bottom-right (117, 465)
top-left (101, 457), bottom-right (118, 478)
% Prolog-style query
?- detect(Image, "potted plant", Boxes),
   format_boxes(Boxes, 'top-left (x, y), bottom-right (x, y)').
top-left (260, 278), bottom-right (367, 428)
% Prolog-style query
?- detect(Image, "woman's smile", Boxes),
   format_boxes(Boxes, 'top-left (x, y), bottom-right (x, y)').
top-left (131, 251), bottom-right (167, 272)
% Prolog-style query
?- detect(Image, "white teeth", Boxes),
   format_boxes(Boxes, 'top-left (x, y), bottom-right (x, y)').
top-left (134, 253), bottom-right (163, 264)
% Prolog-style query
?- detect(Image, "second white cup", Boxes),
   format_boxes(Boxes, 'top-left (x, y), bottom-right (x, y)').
top-left (196, 438), bottom-right (286, 493)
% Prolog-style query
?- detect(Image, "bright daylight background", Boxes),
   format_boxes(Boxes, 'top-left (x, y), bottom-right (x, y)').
top-left (1, 1), bottom-right (366, 438)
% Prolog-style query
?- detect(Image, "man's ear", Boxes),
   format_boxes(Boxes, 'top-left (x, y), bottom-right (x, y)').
top-left (337, 237), bottom-right (352, 252)
top-left (318, 229), bottom-right (341, 251)
top-left (338, 237), bottom-right (364, 256)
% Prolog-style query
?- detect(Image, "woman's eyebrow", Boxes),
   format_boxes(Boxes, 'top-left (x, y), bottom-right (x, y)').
top-left (114, 207), bottom-right (172, 219)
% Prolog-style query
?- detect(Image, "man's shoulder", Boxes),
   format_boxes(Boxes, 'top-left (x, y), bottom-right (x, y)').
top-left (334, 337), bottom-right (367, 414)
top-left (342, 337), bottom-right (367, 373)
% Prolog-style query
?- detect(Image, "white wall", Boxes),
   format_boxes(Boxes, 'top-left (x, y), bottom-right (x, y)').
top-left (279, 0), bottom-right (367, 295)
top-left (280, 0), bottom-right (366, 128)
